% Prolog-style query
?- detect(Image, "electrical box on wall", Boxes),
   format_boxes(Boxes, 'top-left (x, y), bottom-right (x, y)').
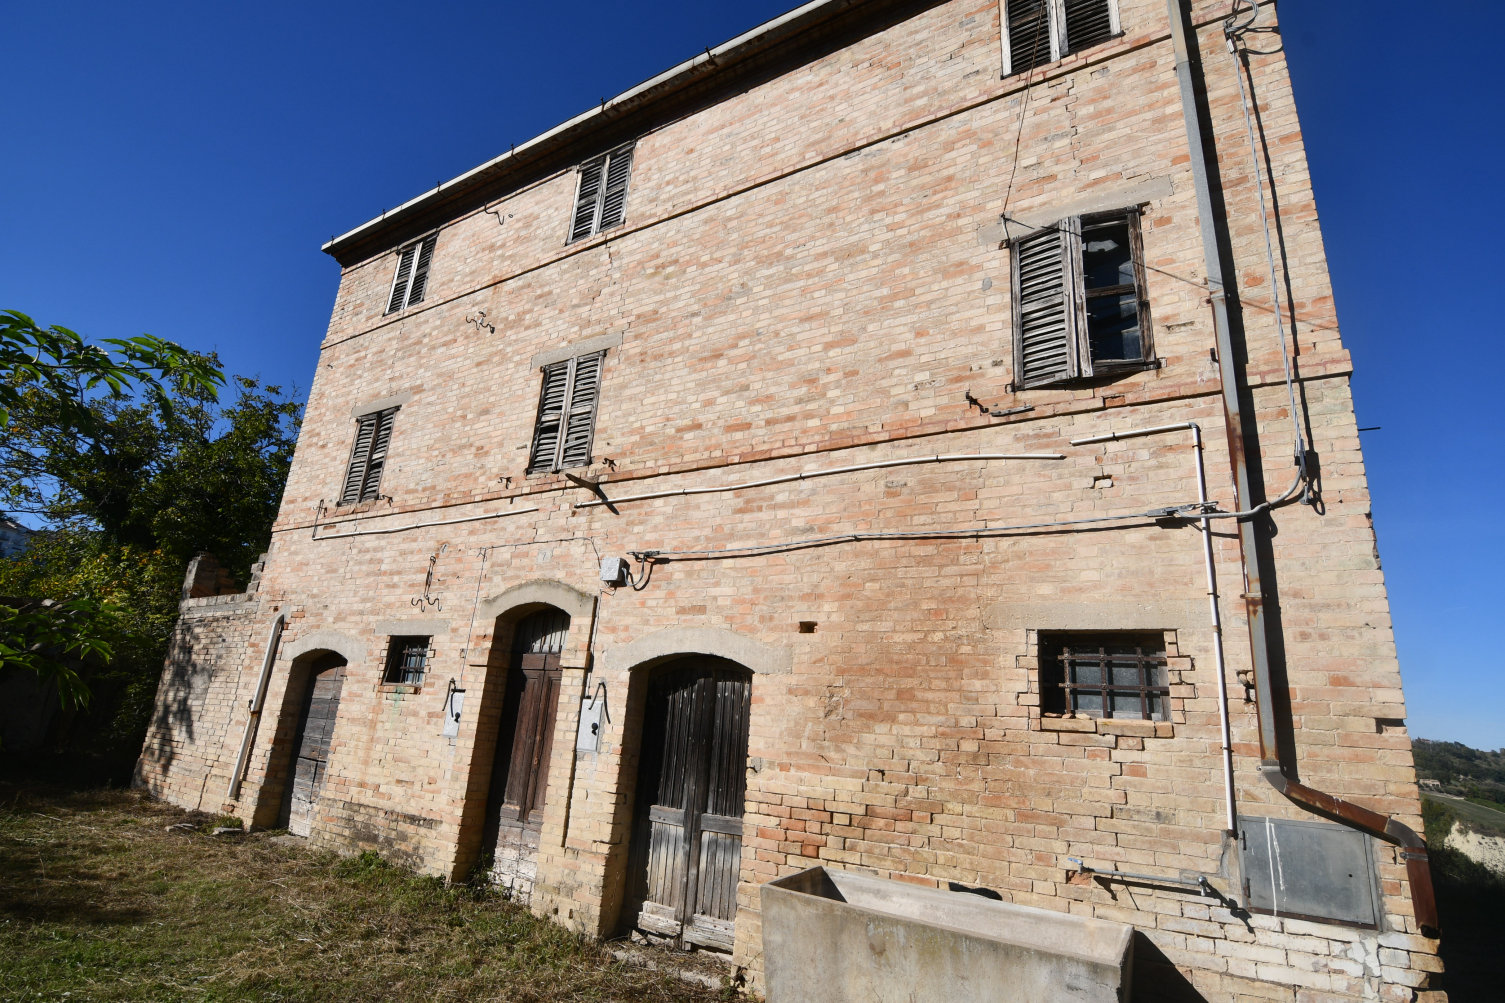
top-left (1239, 815), bottom-right (1380, 927)
top-left (577, 696), bottom-right (605, 752)
top-left (600, 556), bottom-right (630, 586)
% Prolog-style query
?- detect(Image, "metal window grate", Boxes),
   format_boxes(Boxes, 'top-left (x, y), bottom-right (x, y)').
top-left (384, 635), bottom-right (431, 686)
top-left (1042, 633), bottom-right (1169, 721)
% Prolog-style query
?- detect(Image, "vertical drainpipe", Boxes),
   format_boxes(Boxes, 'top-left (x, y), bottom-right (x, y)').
top-left (1162, 0), bottom-right (1437, 934)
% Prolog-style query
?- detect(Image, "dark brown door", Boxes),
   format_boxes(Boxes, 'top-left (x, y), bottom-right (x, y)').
top-left (632, 660), bottom-right (752, 951)
top-left (485, 609), bottom-right (569, 841)
top-left (286, 656), bottom-right (347, 837)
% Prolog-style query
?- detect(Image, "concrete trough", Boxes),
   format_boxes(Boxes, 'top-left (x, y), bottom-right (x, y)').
top-left (761, 866), bottom-right (1134, 1003)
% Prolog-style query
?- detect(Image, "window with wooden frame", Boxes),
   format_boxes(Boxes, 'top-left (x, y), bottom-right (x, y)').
top-left (385, 233), bottom-right (438, 314)
top-left (1002, 0), bottom-right (1120, 77)
top-left (383, 635), bottom-right (432, 686)
top-left (1038, 632), bottom-right (1169, 721)
top-left (1010, 208), bottom-right (1152, 388)
top-left (567, 144), bottom-right (634, 243)
top-left (527, 351), bottom-right (604, 473)
top-left (339, 406), bottom-right (398, 504)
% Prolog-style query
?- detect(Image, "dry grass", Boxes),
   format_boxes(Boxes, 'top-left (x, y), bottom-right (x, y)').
top-left (0, 782), bottom-right (736, 1002)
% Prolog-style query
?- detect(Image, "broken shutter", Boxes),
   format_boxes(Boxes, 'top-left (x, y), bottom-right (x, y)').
top-left (1012, 220), bottom-right (1079, 387)
top-left (405, 234), bottom-right (437, 306)
top-left (1063, 0), bottom-right (1115, 54)
top-left (528, 352), bottom-right (604, 472)
top-left (341, 406), bottom-right (398, 504)
top-left (568, 144), bottom-right (635, 242)
top-left (386, 244), bottom-right (418, 314)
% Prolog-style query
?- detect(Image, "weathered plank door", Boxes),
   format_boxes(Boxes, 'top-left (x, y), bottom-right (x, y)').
top-left (287, 658), bottom-right (347, 837)
top-left (634, 661), bottom-right (752, 951)
top-left (487, 609), bottom-right (569, 833)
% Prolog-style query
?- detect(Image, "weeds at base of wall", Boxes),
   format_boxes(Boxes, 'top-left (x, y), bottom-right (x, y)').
top-left (0, 780), bottom-right (743, 1002)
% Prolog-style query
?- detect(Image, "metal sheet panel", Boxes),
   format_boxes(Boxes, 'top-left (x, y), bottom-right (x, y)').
top-left (1240, 815), bottom-right (1379, 927)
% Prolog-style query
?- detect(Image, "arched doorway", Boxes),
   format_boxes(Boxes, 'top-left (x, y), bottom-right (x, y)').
top-left (627, 657), bottom-right (752, 951)
top-left (478, 607), bottom-right (570, 891)
top-left (278, 651), bottom-right (348, 836)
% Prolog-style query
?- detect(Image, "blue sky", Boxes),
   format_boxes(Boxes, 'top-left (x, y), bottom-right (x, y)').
top-left (3, 2), bottom-right (1499, 747)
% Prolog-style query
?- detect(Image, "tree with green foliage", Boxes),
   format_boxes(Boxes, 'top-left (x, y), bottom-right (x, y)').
top-left (0, 311), bottom-right (298, 746)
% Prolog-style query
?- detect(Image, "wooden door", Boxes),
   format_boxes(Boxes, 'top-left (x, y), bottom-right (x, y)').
top-left (486, 609), bottom-right (569, 837)
top-left (286, 656), bottom-right (346, 837)
top-left (633, 661), bottom-right (752, 951)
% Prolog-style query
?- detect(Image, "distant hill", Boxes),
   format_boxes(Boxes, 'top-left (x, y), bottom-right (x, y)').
top-left (1414, 739), bottom-right (1505, 799)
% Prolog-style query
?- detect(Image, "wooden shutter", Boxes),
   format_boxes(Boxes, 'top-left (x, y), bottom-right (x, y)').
top-left (499, 609), bottom-right (569, 823)
top-left (360, 407), bottom-right (396, 501)
top-left (1063, 0), bottom-right (1115, 54)
top-left (528, 361), bottom-right (570, 471)
top-left (559, 352), bottom-right (603, 468)
top-left (340, 413), bottom-right (378, 503)
top-left (569, 157), bottom-right (605, 242)
top-left (386, 244), bottom-right (417, 314)
top-left (529, 352), bottom-right (605, 472)
top-left (1006, 0), bottom-right (1055, 76)
top-left (598, 146), bottom-right (634, 232)
top-left (1013, 221), bottom-right (1079, 386)
top-left (405, 234), bottom-right (437, 306)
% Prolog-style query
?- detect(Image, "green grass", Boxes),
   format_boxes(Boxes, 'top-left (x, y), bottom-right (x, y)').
top-left (1422, 791), bottom-right (1505, 837)
top-left (0, 783), bottom-right (738, 1002)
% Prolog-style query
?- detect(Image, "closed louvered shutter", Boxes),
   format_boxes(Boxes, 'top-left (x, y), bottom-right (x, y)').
top-left (386, 244), bottom-right (418, 314)
top-left (1007, 0), bottom-right (1054, 76)
top-left (1063, 0), bottom-right (1114, 54)
top-left (570, 158), bottom-right (605, 242)
top-left (559, 352), bottom-right (603, 468)
top-left (598, 146), bottom-right (634, 232)
top-left (340, 413), bottom-right (378, 503)
top-left (405, 235), bottom-right (437, 306)
top-left (528, 361), bottom-right (571, 471)
top-left (1013, 222), bottom-right (1079, 387)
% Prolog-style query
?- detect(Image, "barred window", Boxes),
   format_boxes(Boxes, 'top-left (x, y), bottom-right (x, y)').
top-left (1039, 632), bottom-right (1169, 721)
top-left (1002, 0), bottom-right (1120, 77)
top-left (383, 635), bottom-right (432, 686)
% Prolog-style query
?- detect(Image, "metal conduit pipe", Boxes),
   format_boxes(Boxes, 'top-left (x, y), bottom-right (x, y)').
top-left (1164, 0), bottom-right (1437, 932)
top-left (228, 613), bottom-right (285, 802)
top-left (1072, 421), bottom-right (1237, 834)
top-left (571, 453), bottom-right (1067, 509)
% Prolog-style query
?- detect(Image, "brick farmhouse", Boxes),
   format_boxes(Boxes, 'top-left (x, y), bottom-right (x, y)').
top-left (137, 1), bottom-right (1445, 998)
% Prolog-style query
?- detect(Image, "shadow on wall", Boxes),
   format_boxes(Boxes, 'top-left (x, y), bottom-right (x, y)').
top-left (1132, 933), bottom-right (1203, 1003)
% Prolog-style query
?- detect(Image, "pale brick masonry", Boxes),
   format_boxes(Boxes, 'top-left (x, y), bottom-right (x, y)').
top-left (138, 2), bottom-right (1445, 998)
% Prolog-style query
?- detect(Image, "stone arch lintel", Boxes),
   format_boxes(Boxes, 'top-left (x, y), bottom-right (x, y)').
top-left (476, 579), bottom-right (596, 623)
top-left (281, 628), bottom-right (366, 667)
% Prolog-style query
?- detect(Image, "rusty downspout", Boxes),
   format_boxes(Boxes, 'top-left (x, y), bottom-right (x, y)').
top-left (1163, 0), bottom-right (1437, 934)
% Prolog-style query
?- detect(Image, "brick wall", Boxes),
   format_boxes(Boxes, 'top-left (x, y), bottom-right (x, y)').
top-left (137, 2), bottom-right (1443, 999)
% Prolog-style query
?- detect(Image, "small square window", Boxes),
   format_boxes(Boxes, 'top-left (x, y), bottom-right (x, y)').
top-left (383, 635), bottom-right (431, 686)
top-left (1003, 0), bottom-right (1120, 77)
top-left (1039, 632), bottom-right (1169, 721)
